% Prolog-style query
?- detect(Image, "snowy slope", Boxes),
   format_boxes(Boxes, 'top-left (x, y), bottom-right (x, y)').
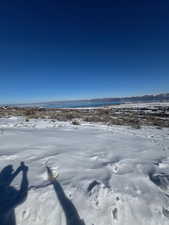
top-left (0, 117), bottom-right (169, 225)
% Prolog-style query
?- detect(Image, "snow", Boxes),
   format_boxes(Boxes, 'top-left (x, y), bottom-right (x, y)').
top-left (109, 102), bottom-right (169, 109)
top-left (0, 117), bottom-right (169, 225)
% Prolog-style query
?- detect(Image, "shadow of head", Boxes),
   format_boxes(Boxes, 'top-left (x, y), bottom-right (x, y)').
top-left (0, 165), bottom-right (14, 186)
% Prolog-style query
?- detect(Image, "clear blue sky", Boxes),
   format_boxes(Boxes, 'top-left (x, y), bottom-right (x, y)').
top-left (0, 0), bottom-right (169, 104)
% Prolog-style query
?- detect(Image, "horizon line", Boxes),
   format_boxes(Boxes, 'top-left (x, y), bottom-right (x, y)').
top-left (1, 92), bottom-right (169, 106)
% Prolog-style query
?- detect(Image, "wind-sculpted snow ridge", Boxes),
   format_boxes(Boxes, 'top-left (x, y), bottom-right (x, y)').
top-left (0, 117), bottom-right (169, 225)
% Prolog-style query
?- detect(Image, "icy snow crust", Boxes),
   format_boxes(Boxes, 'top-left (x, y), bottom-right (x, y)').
top-left (0, 117), bottom-right (169, 225)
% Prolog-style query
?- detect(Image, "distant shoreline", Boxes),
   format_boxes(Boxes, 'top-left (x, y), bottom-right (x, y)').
top-left (37, 101), bottom-right (121, 109)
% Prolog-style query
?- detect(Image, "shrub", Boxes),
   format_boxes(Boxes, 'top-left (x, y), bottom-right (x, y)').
top-left (72, 120), bottom-right (80, 125)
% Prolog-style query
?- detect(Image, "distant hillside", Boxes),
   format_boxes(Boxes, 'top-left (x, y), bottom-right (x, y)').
top-left (90, 93), bottom-right (169, 103)
top-left (4, 93), bottom-right (169, 108)
top-left (38, 93), bottom-right (169, 105)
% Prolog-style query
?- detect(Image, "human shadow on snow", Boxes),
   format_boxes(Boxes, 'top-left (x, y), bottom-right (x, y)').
top-left (0, 162), bottom-right (29, 225)
top-left (47, 166), bottom-right (85, 225)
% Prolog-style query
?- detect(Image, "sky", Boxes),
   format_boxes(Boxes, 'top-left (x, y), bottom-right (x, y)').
top-left (0, 0), bottom-right (169, 104)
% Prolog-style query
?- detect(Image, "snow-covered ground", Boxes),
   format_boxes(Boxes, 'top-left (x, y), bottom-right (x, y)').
top-left (109, 102), bottom-right (169, 109)
top-left (1, 117), bottom-right (169, 225)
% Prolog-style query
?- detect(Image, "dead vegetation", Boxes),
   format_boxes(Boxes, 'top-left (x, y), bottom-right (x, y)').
top-left (0, 105), bottom-right (169, 128)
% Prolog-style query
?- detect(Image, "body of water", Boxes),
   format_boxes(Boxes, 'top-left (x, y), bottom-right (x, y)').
top-left (43, 101), bottom-right (121, 108)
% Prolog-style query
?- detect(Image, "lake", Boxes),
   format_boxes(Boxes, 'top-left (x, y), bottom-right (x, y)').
top-left (43, 101), bottom-right (121, 108)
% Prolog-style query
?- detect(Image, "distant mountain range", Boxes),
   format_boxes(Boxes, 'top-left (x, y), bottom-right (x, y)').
top-left (2, 93), bottom-right (168, 108)
top-left (38, 93), bottom-right (169, 104)
top-left (12, 93), bottom-right (169, 108)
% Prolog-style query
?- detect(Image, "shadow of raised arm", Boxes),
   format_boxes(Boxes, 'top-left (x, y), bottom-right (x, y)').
top-left (0, 162), bottom-right (29, 225)
top-left (47, 166), bottom-right (85, 225)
